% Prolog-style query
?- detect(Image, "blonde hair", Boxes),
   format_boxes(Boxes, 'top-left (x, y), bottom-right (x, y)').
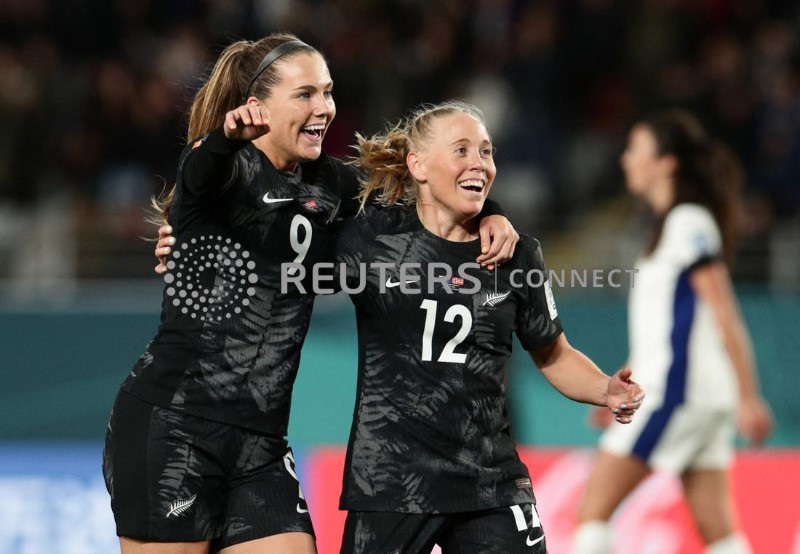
top-left (151, 33), bottom-right (320, 225)
top-left (355, 100), bottom-right (488, 210)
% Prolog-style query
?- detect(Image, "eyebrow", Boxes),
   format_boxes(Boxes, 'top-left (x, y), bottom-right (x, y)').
top-left (450, 138), bottom-right (493, 145)
top-left (291, 81), bottom-right (334, 91)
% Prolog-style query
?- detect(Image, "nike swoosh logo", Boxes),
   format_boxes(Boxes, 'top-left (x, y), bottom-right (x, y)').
top-left (385, 278), bottom-right (420, 288)
top-left (526, 535), bottom-right (544, 547)
top-left (263, 192), bottom-right (293, 204)
top-left (296, 504), bottom-right (309, 514)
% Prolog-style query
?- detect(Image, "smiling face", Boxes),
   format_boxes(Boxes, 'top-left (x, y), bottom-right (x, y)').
top-left (408, 111), bottom-right (496, 223)
top-left (257, 51), bottom-right (335, 171)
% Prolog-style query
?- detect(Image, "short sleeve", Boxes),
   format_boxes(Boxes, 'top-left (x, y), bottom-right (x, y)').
top-left (659, 204), bottom-right (722, 270)
top-left (515, 236), bottom-right (563, 351)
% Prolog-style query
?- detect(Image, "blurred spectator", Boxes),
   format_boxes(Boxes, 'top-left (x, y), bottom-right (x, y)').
top-left (0, 0), bottom-right (797, 283)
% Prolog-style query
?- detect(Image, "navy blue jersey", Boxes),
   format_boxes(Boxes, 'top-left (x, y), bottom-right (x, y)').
top-left (336, 206), bottom-right (563, 513)
top-left (122, 128), bottom-right (361, 435)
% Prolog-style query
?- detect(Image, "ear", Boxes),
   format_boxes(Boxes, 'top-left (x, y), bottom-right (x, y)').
top-left (407, 151), bottom-right (426, 183)
top-left (660, 154), bottom-right (678, 177)
top-left (245, 96), bottom-right (263, 107)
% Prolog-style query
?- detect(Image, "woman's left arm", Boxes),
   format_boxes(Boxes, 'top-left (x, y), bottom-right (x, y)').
top-left (690, 261), bottom-right (774, 445)
top-left (529, 334), bottom-right (645, 424)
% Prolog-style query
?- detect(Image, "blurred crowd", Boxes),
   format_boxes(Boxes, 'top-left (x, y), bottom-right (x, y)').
top-left (0, 0), bottom-right (798, 282)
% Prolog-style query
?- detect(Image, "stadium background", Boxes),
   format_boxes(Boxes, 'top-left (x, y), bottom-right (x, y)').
top-left (1, 1), bottom-right (798, 552)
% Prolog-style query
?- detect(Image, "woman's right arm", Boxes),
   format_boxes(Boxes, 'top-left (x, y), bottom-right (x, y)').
top-left (182, 104), bottom-right (269, 197)
top-left (155, 104), bottom-right (269, 273)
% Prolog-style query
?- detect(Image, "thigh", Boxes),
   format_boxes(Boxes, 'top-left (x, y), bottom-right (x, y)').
top-left (217, 532), bottom-right (316, 554)
top-left (439, 504), bottom-right (546, 554)
top-left (690, 412), bottom-right (734, 471)
top-left (213, 447), bottom-right (315, 551)
top-left (340, 511), bottom-right (444, 554)
top-left (103, 391), bottom-right (226, 542)
top-left (120, 536), bottom-right (209, 554)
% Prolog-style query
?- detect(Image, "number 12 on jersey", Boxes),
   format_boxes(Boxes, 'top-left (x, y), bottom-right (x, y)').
top-left (420, 299), bottom-right (472, 363)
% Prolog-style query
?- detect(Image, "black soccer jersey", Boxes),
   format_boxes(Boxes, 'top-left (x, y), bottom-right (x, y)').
top-left (335, 206), bottom-right (563, 513)
top-left (121, 128), bottom-right (362, 436)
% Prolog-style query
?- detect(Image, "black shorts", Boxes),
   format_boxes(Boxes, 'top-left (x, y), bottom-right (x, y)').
top-left (102, 390), bottom-right (313, 550)
top-left (340, 503), bottom-right (545, 554)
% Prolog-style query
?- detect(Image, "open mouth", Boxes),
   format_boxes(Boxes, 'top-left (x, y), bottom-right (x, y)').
top-left (301, 123), bottom-right (326, 140)
top-left (459, 179), bottom-right (486, 193)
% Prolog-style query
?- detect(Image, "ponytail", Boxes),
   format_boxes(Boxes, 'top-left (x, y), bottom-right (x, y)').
top-left (641, 110), bottom-right (742, 264)
top-left (151, 33), bottom-right (319, 225)
top-left (356, 123), bottom-right (414, 209)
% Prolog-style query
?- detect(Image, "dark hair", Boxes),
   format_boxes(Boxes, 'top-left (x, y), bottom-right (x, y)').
top-left (151, 33), bottom-right (320, 225)
top-left (639, 109), bottom-right (742, 264)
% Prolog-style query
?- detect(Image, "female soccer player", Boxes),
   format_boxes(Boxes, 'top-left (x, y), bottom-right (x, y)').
top-left (106, 34), bottom-right (516, 554)
top-left (573, 110), bottom-right (773, 554)
top-left (333, 101), bottom-right (645, 553)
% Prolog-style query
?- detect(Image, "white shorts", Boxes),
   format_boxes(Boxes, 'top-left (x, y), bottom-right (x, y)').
top-left (599, 404), bottom-right (735, 474)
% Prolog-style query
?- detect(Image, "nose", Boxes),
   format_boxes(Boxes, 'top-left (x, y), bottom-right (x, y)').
top-left (469, 149), bottom-right (487, 171)
top-left (312, 93), bottom-right (333, 117)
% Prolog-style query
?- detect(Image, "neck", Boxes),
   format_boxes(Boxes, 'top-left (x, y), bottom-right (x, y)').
top-left (416, 201), bottom-right (479, 242)
top-left (646, 178), bottom-right (675, 215)
top-left (253, 136), bottom-right (299, 174)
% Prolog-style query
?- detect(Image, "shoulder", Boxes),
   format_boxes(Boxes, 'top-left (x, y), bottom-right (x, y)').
top-left (361, 204), bottom-right (416, 234)
top-left (660, 203), bottom-right (722, 262)
top-left (339, 204), bottom-right (417, 241)
top-left (662, 203), bottom-right (721, 245)
top-left (512, 234), bottom-right (545, 266)
top-left (303, 153), bottom-right (364, 183)
top-left (665, 203), bottom-right (718, 231)
top-left (518, 234), bottom-right (542, 251)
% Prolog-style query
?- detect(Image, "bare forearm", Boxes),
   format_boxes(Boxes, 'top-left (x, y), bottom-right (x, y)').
top-left (529, 336), bottom-right (610, 406)
top-left (691, 263), bottom-right (762, 399)
top-left (721, 309), bottom-right (761, 399)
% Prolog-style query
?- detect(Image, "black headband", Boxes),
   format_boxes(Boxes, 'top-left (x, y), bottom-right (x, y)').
top-left (241, 40), bottom-right (310, 100)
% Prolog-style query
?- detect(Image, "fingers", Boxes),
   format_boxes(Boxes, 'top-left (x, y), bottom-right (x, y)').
top-left (476, 234), bottom-right (511, 270)
top-left (225, 104), bottom-right (270, 139)
top-left (589, 406), bottom-right (615, 428)
top-left (475, 216), bottom-right (513, 265)
top-left (610, 388), bottom-right (645, 424)
top-left (251, 104), bottom-right (268, 127)
top-left (154, 225), bottom-right (175, 272)
top-left (225, 109), bottom-right (241, 132)
top-left (475, 217), bottom-right (519, 268)
top-left (617, 367), bottom-right (633, 382)
top-left (154, 238), bottom-right (175, 266)
top-left (507, 230), bottom-right (519, 261)
top-left (477, 226), bottom-right (492, 265)
top-left (740, 407), bottom-right (773, 447)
